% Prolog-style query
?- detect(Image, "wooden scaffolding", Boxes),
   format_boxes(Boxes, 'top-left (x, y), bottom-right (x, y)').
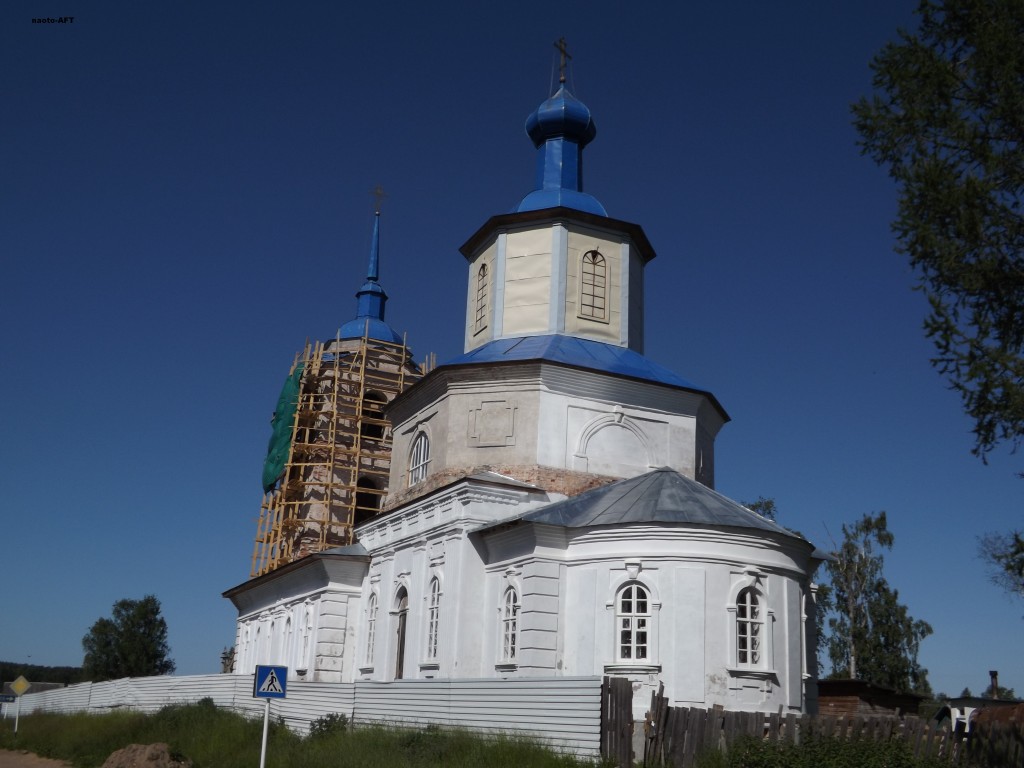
top-left (251, 332), bottom-right (421, 577)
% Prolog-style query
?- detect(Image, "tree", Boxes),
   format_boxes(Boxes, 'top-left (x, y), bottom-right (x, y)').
top-left (986, 681), bottom-right (1017, 699)
top-left (960, 681), bottom-right (1018, 699)
top-left (743, 496), bottom-right (777, 522)
top-left (824, 512), bottom-right (933, 694)
top-left (853, 0), bottom-right (1024, 461)
top-left (853, 0), bottom-right (1024, 617)
top-left (979, 530), bottom-right (1024, 601)
top-left (82, 595), bottom-right (175, 681)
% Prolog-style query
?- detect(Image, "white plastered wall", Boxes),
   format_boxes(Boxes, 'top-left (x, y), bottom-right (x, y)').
top-left (387, 365), bottom-right (720, 492)
top-left (491, 528), bottom-right (816, 720)
top-left (234, 590), bottom-right (357, 683)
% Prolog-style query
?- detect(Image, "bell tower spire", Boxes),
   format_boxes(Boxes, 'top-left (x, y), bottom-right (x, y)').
top-left (340, 189), bottom-right (403, 343)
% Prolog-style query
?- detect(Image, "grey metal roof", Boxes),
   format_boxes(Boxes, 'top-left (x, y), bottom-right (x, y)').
top-left (517, 467), bottom-right (804, 540)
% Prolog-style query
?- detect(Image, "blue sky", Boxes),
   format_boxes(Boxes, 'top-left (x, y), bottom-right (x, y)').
top-left (3, 1), bottom-right (1020, 697)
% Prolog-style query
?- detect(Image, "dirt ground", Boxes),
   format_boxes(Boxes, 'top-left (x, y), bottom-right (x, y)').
top-left (0, 751), bottom-right (72, 768)
top-left (0, 744), bottom-right (190, 768)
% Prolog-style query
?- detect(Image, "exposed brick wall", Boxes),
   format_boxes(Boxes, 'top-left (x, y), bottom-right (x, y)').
top-left (382, 464), bottom-right (617, 511)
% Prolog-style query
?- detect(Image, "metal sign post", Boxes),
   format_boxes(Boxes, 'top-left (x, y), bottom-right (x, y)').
top-left (252, 666), bottom-right (287, 768)
top-left (10, 676), bottom-right (31, 735)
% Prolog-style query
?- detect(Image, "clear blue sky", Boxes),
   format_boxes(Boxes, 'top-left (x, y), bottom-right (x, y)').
top-left (3, 1), bottom-right (1020, 698)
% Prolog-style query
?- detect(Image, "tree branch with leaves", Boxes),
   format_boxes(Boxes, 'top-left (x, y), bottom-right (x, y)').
top-left (853, 0), bottom-right (1024, 613)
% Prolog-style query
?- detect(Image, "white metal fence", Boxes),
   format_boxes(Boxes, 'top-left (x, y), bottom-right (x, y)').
top-left (6, 674), bottom-right (603, 756)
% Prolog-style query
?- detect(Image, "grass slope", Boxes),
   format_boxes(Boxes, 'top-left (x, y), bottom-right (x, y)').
top-left (0, 700), bottom-right (603, 768)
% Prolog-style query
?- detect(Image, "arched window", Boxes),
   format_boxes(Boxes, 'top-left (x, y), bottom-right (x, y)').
top-left (301, 603), bottom-right (313, 671)
top-left (285, 617), bottom-right (293, 666)
top-left (474, 263), bottom-right (489, 333)
top-left (616, 583), bottom-right (650, 661)
top-left (736, 587), bottom-right (763, 666)
top-left (426, 577), bottom-right (441, 660)
top-left (394, 587), bottom-right (409, 679)
top-left (501, 587), bottom-right (520, 663)
top-left (354, 476), bottom-right (380, 527)
top-left (580, 250), bottom-right (607, 321)
top-left (365, 593), bottom-right (378, 666)
top-left (409, 432), bottom-right (430, 486)
top-left (360, 391), bottom-right (387, 439)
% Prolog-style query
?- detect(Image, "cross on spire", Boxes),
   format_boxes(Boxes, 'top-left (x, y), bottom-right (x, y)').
top-left (371, 184), bottom-right (387, 214)
top-left (554, 37), bottom-right (571, 84)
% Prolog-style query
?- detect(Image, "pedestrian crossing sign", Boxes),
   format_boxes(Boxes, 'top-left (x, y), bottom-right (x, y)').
top-left (253, 665), bottom-right (287, 699)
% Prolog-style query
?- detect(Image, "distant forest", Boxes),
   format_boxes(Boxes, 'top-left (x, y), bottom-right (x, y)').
top-left (1, 661), bottom-right (85, 687)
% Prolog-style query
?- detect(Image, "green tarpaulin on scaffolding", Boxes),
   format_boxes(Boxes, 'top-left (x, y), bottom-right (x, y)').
top-left (261, 363), bottom-right (304, 492)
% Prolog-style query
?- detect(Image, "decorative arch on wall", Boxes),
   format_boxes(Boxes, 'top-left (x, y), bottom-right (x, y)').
top-left (574, 410), bottom-right (653, 476)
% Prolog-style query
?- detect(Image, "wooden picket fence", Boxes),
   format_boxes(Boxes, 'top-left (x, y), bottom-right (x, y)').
top-left (637, 685), bottom-right (1024, 768)
top-left (601, 676), bottom-right (634, 767)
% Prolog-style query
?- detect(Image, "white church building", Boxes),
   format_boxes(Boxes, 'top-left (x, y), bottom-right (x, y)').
top-left (225, 67), bottom-right (823, 720)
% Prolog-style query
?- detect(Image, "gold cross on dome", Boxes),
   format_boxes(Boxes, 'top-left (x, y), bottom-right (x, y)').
top-left (554, 37), bottom-right (572, 84)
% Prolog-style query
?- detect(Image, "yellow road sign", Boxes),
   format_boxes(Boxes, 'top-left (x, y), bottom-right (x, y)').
top-left (10, 676), bottom-right (30, 696)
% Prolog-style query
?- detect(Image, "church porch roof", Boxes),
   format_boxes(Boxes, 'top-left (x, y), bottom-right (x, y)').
top-left (474, 467), bottom-right (806, 543)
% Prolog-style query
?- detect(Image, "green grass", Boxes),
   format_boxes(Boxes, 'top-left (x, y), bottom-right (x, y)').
top-left (0, 700), bottom-right (604, 768)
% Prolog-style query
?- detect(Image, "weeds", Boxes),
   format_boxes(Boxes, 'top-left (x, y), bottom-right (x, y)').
top-left (0, 703), bottom-right (594, 768)
top-left (693, 736), bottom-right (956, 768)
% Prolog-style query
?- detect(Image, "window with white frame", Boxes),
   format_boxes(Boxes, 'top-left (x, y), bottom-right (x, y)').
top-left (736, 587), bottom-right (763, 666)
top-left (426, 577), bottom-right (441, 660)
top-left (474, 263), bottom-right (489, 333)
top-left (580, 250), bottom-right (608, 321)
top-left (408, 432), bottom-right (430, 486)
top-left (501, 587), bottom-right (520, 662)
top-left (616, 582), bottom-right (650, 661)
top-left (365, 593), bottom-right (378, 666)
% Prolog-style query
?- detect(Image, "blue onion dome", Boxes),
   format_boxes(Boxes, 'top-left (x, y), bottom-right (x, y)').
top-left (525, 85), bottom-right (597, 148)
top-left (516, 84), bottom-right (607, 216)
